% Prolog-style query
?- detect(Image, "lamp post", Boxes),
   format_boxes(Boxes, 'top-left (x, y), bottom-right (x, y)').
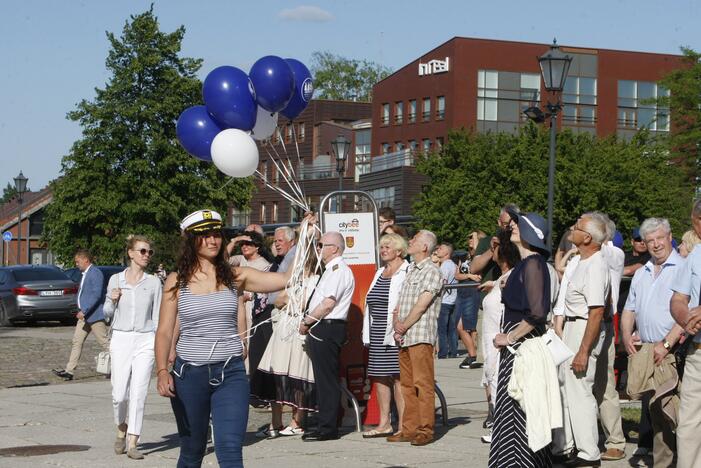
top-left (527, 39), bottom-right (572, 252)
top-left (13, 171), bottom-right (28, 265)
top-left (331, 134), bottom-right (351, 212)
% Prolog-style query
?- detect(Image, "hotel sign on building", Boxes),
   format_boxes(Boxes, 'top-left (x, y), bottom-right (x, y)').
top-left (418, 57), bottom-right (450, 76)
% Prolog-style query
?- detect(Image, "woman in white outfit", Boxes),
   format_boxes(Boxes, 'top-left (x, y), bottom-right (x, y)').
top-left (103, 235), bottom-right (162, 459)
top-left (478, 228), bottom-right (521, 443)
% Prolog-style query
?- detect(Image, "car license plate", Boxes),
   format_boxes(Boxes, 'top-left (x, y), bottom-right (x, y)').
top-left (40, 290), bottom-right (64, 296)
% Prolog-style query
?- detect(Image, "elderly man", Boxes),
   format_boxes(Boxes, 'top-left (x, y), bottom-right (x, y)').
top-left (621, 218), bottom-right (683, 468)
top-left (670, 199), bottom-right (701, 468)
top-left (300, 231), bottom-right (355, 441)
top-left (388, 230), bottom-right (443, 446)
top-left (553, 212), bottom-right (610, 467)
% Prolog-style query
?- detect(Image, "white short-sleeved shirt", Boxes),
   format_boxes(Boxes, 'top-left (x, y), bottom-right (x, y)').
top-left (440, 259), bottom-right (457, 305)
top-left (309, 256), bottom-right (355, 320)
top-left (601, 242), bottom-right (624, 315)
top-left (565, 251), bottom-right (610, 318)
top-left (672, 246), bottom-right (701, 343)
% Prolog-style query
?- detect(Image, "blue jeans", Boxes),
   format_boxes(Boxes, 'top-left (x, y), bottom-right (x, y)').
top-left (455, 287), bottom-right (480, 331)
top-left (170, 356), bottom-right (249, 468)
top-left (437, 302), bottom-right (457, 358)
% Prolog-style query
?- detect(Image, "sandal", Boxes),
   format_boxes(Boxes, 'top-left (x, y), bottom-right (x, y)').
top-left (279, 426), bottom-right (305, 436)
top-left (362, 428), bottom-right (394, 438)
top-left (255, 425), bottom-right (283, 439)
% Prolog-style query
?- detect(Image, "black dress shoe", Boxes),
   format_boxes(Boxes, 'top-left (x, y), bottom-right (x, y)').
top-left (565, 457), bottom-right (601, 467)
top-left (302, 431), bottom-right (339, 441)
top-left (52, 369), bottom-right (74, 381)
top-left (552, 450), bottom-right (577, 465)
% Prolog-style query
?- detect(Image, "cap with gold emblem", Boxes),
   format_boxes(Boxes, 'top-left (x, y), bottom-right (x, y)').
top-left (180, 209), bottom-right (223, 233)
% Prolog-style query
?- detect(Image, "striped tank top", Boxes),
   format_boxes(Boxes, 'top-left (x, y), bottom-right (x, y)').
top-left (176, 286), bottom-right (243, 364)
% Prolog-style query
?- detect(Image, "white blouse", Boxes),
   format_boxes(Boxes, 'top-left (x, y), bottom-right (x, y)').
top-left (103, 270), bottom-right (162, 333)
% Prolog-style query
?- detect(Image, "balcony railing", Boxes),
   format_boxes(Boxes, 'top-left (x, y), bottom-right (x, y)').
top-left (370, 149), bottom-right (415, 172)
top-left (300, 163), bottom-right (336, 180)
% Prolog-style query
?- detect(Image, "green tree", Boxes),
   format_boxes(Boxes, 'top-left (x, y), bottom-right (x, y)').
top-left (311, 51), bottom-right (392, 101)
top-left (1, 183), bottom-right (18, 204)
top-left (413, 126), bottom-right (693, 248)
top-left (654, 47), bottom-right (701, 178)
top-left (43, 8), bottom-right (252, 267)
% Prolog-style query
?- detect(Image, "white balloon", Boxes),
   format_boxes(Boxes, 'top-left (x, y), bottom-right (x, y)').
top-left (211, 129), bottom-right (259, 178)
top-left (251, 106), bottom-right (278, 141)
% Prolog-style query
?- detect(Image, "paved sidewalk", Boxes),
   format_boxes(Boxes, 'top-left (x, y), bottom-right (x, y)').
top-left (0, 358), bottom-right (648, 467)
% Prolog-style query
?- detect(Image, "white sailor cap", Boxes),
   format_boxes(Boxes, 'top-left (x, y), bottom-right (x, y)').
top-left (180, 209), bottom-right (223, 233)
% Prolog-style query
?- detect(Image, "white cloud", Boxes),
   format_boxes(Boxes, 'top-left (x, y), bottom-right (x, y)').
top-left (278, 5), bottom-right (334, 22)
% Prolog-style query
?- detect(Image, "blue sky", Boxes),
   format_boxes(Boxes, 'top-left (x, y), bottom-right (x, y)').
top-left (1, 0), bottom-right (699, 190)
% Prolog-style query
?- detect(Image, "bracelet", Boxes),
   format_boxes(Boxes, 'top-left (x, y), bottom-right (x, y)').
top-left (506, 332), bottom-right (517, 345)
top-left (157, 368), bottom-right (169, 376)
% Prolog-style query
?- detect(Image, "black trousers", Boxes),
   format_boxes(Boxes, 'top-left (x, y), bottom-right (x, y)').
top-left (307, 321), bottom-right (346, 435)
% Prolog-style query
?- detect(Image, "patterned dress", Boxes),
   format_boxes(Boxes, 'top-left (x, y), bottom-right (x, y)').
top-left (367, 276), bottom-right (400, 377)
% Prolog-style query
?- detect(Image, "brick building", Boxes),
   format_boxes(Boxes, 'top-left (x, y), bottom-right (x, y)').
top-left (0, 186), bottom-right (53, 265)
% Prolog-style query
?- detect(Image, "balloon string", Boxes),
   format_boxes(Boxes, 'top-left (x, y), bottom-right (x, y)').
top-left (218, 176), bottom-right (236, 191)
top-left (262, 143), bottom-right (307, 209)
top-left (254, 171), bottom-right (307, 210)
top-left (266, 137), bottom-right (306, 206)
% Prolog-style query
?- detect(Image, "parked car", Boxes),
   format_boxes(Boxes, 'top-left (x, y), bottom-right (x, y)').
top-left (0, 266), bottom-right (80, 326)
top-left (63, 265), bottom-right (126, 305)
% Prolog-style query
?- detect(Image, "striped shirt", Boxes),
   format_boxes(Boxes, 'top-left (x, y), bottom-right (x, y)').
top-left (176, 286), bottom-right (243, 364)
top-left (367, 276), bottom-right (400, 376)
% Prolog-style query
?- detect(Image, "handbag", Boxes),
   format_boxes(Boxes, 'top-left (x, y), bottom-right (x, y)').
top-left (96, 350), bottom-right (111, 375)
top-left (541, 328), bottom-right (574, 366)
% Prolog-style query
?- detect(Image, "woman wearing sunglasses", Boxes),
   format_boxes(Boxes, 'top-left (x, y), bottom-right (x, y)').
top-left (103, 234), bottom-right (162, 460)
top-left (155, 209), bottom-right (305, 468)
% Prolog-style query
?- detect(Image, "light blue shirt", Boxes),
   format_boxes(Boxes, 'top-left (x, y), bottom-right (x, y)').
top-left (672, 246), bottom-right (701, 343)
top-left (625, 250), bottom-right (683, 343)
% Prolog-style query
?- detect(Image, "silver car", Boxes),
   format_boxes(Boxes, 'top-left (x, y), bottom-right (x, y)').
top-left (0, 266), bottom-right (79, 326)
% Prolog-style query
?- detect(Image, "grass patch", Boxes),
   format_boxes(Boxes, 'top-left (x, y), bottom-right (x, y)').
top-left (621, 406), bottom-right (642, 441)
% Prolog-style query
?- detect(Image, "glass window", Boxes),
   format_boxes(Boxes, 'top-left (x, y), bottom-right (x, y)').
top-left (436, 96), bottom-right (445, 119)
top-left (382, 143), bottom-right (391, 154)
top-left (395, 101), bottom-right (403, 124)
top-left (382, 103), bottom-right (390, 125)
top-left (409, 100), bottom-right (417, 123)
top-left (579, 77), bottom-right (596, 97)
top-left (12, 268), bottom-right (69, 282)
top-left (422, 138), bottom-right (431, 152)
top-left (436, 137), bottom-right (444, 148)
top-left (260, 203), bottom-right (266, 223)
top-left (272, 202), bottom-right (278, 223)
top-left (618, 80), bottom-right (636, 99)
top-left (297, 123), bottom-right (305, 141)
top-left (409, 140), bottom-right (418, 151)
top-left (616, 80), bottom-right (669, 131)
top-left (396, 142), bottom-right (405, 151)
top-left (422, 98), bottom-right (431, 121)
top-left (638, 82), bottom-right (656, 100)
top-left (520, 73), bottom-right (540, 90)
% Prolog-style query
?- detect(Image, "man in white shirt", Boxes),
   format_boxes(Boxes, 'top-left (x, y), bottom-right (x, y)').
top-left (299, 231), bottom-right (355, 441)
top-left (553, 212), bottom-right (610, 467)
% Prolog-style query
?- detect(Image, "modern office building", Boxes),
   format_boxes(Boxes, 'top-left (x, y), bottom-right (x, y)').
top-left (366, 37), bottom-right (684, 214)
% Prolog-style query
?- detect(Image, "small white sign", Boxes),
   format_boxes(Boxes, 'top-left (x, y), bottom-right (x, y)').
top-left (418, 57), bottom-right (450, 76)
top-left (323, 212), bottom-right (376, 265)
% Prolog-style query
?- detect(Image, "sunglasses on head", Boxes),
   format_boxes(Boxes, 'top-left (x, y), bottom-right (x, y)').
top-left (134, 248), bottom-right (154, 256)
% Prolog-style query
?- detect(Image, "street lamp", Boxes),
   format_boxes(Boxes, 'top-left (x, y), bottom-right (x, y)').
top-left (13, 171), bottom-right (28, 265)
top-left (331, 134), bottom-right (351, 212)
top-left (527, 39), bottom-right (572, 253)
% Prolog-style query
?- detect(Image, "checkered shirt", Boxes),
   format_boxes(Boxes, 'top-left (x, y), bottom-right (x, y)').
top-left (396, 257), bottom-right (443, 347)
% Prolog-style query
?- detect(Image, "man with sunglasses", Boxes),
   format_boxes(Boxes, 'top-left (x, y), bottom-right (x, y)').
top-left (300, 232), bottom-right (355, 441)
top-left (553, 213), bottom-right (610, 467)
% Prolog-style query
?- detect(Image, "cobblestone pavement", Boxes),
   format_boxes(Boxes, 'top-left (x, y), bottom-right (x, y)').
top-left (0, 322), bottom-right (107, 388)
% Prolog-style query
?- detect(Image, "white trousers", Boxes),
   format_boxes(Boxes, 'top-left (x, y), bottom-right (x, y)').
top-left (678, 346), bottom-right (701, 468)
top-left (110, 330), bottom-right (155, 436)
top-left (553, 319), bottom-right (605, 462)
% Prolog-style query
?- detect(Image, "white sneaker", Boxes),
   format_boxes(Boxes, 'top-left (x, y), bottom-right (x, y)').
top-left (279, 426), bottom-right (304, 436)
top-left (255, 426), bottom-right (281, 439)
top-left (481, 430), bottom-right (492, 444)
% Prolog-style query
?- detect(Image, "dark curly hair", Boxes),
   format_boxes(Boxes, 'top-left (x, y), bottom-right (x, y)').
top-left (170, 231), bottom-right (236, 293)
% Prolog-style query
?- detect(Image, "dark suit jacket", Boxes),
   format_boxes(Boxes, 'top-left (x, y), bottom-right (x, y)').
top-left (79, 264), bottom-right (106, 323)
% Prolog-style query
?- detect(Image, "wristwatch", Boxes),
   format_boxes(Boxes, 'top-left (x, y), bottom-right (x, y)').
top-left (662, 340), bottom-right (672, 350)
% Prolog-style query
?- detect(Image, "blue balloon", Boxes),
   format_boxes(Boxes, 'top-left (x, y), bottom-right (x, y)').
top-left (281, 58), bottom-right (314, 120)
top-left (203, 66), bottom-right (257, 130)
top-left (249, 56), bottom-right (295, 113)
top-left (176, 105), bottom-right (222, 161)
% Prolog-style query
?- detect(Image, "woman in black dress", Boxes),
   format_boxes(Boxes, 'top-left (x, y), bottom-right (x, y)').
top-left (489, 211), bottom-right (552, 468)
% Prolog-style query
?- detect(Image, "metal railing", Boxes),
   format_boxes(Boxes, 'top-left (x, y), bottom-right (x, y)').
top-left (370, 149), bottom-right (415, 172)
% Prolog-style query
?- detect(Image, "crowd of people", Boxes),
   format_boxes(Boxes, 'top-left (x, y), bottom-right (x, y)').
top-left (47, 200), bottom-right (701, 468)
